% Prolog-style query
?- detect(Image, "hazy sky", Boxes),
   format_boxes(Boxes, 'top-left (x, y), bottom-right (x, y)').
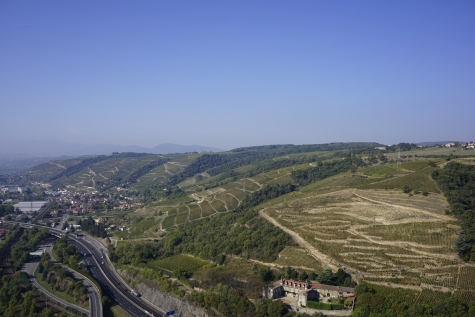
top-left (1, 1), bottom-right (474, 150)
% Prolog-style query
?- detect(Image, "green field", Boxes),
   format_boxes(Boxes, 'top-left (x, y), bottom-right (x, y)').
top-left (161, 215), bottom-right (176, 229)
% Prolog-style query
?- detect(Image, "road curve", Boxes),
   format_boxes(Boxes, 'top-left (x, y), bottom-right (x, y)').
top-left (46, 242), bottom-right (103, 317)
top-left (23, 259), bottom-right (90, 315)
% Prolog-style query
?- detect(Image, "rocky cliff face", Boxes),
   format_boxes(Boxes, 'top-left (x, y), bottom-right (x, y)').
top-left (117, 269), bottom-right (210, 317)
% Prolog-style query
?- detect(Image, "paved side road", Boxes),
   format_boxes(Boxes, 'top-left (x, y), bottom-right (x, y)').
top-left (23, 260), bottom-right (90, 316)
top-left (46, 243), bottom-right (103, 317)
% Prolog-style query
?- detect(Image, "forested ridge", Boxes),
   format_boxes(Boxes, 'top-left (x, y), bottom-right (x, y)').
top-left (432, 162), bottom-right (475, 261)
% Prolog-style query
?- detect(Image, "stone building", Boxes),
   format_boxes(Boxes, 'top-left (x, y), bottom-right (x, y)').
top-left (263, 278), bottom-right (320, 306)
top-left (310, 283), bottom-right (355, 298)
top-left (263, 279), bottom-right (354, 307)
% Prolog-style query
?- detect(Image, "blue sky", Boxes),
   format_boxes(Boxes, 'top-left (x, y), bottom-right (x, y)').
top-left (1, 1), bottom-right (474, 150)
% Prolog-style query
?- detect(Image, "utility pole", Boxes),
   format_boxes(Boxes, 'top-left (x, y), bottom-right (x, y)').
top-left (397, 148), bottom-right (401, 167)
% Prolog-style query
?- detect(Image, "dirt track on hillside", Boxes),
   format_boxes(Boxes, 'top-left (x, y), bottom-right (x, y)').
top-left (259, 209), bottom-right (339, 271)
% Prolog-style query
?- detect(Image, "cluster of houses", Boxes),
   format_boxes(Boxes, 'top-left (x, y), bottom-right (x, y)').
top-left (462, 142), bottom-right (475, 149)
top-left (263, 278), bottom-right (355, 309)
top-left (51, 189), bottom-right (142, 216)
top-left (444, 142), bottom-right (475, 149)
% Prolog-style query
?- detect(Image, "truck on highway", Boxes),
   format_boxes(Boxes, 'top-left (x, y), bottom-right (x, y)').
top-left (131, 290), bottom-right (140, 297)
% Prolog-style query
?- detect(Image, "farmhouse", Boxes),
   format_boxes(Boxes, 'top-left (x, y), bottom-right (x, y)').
top-left (263, 279), bottom-right (319, 306)
top-left (263, 279), bottom-right (355, 307)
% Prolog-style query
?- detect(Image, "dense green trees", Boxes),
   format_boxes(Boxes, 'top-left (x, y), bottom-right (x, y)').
top-left (77, 216), bottom-right (107, 238)
top-left (10, 227), bottom-right (49, 270)
top-left (386, 143), bottom-right (419, 152)
top-left (235, 184), bottom-right (296, 212)
top-left (189, 283), bottom-right (294, 317)
top-left (291, 157), bottom-right (365, 186)
top-left (53, 236), bottom-right (81, 267)
top-left (126, 158), bottom-right (170, 183)
top-left (0, 227), bottom-right (50, 316)
top-left (111, 209), bottom-right (296, 265)
top-left (432, 162), bottom-right (475, 261)
top-left (353, 282), bottom-right (474, 317)
top-left (38, 252), bottom-right (88, 304)
top-left (0, 204), bottom-right (14, 217)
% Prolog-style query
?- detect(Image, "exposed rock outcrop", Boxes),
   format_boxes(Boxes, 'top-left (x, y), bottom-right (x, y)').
top-left (117, 269), bottom-right (209, 317)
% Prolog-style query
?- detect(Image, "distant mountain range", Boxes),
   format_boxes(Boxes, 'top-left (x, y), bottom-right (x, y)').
top-left (0, 139), bottom-right (224, 158)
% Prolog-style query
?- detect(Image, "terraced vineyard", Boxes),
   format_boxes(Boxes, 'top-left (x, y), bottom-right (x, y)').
top-left (262, 185), bottom-right (475, 303)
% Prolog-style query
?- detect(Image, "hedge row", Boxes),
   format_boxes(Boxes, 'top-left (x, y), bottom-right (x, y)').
top-left (306, 301), bottom-right (344, 310)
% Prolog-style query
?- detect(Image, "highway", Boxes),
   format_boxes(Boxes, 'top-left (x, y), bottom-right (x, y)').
top-left (7, 221), bottom-right (167, 317)
top-left (69, 234), bottom-right (167, 317)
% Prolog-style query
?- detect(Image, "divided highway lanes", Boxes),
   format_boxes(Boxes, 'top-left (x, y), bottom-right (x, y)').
top-left (63, 232), bottom-right (166, 317)
top-left (7, 222), bottom-right (166, 317)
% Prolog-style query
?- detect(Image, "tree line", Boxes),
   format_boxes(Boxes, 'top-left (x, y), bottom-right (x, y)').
top-left (432, 162), bottom-right (475, 261)
top-left (234, 184), bottom-right (296, 212)
top-left (291, 156), bottom-right (366, 186)
top-left (52, 236), bottom-right (81, 267)
top-left (0, 204), bottom-right (14, 217)
top-left (353, 282), bottom-right (475, 317)
top-left (10, 227), bottom-right (50, 270)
